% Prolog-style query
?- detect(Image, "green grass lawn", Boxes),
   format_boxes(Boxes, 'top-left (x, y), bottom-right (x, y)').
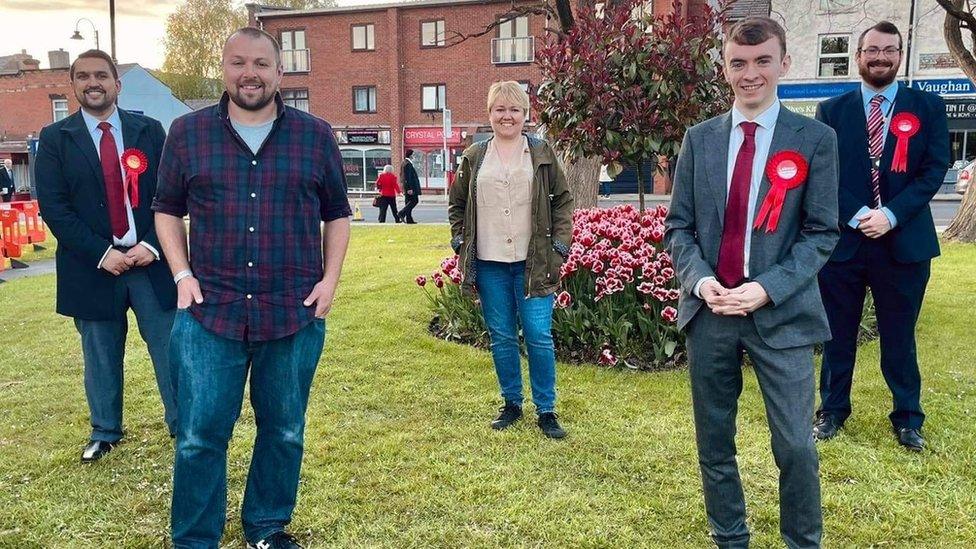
top-left (1, 225), bottom-right (974, 547)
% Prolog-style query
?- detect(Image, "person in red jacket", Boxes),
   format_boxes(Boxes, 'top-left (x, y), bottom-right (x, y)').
top-left (375, 165), bottom-right (402, 223)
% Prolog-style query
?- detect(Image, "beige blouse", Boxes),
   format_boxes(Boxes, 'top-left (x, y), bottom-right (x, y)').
top-left (476, 136), bottom-right (534, 262)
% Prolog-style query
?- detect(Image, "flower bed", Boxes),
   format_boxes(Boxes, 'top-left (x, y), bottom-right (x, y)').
top-left (419, 205), bottom-right (683, 370)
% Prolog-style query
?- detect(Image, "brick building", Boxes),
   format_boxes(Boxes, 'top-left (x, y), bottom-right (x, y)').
top-left (1, 53), bottom-right (191, 193)
top-left (249, 0), bottom-right (699, 193)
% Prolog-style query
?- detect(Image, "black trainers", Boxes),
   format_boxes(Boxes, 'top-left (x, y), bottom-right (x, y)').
top-left (247, 531), bottom-right (303, 549)
top-left (537, 412), bottom-right (567, 439)
top-left (491, 401), bottom-right (523, 430)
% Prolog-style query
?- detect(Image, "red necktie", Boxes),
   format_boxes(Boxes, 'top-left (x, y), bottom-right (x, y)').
top-left (716, 121), bottom-right (758, 288)
top-left (97, 121), bottom-right (129, 238)
top-left (867, 94), bottom-right (885, 207)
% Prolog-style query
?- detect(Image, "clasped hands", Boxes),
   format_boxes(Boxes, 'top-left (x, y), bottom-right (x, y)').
top-left (856, 208), bottom-right (892, 239)
top-left (100, 245), bottom-right (156, 276)
top-left (700, 279), bottom-right (770, 316)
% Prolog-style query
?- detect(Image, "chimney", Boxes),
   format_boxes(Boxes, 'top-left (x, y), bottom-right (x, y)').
top-left (49, 49), bottom-right (70, 70)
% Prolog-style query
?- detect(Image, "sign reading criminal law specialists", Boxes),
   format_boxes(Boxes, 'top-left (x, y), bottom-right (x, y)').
top-left (404, 126), bottom-right (463, 146)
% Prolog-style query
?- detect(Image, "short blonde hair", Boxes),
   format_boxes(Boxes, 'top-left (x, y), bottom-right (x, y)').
top-left (487, 81), bottom-right (530, 113)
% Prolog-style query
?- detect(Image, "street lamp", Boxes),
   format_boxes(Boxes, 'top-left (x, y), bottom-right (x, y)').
top-left (70, 18), bottom-right (100, 51)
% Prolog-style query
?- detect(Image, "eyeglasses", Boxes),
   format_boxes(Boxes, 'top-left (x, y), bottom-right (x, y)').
top-left (859, 47), bottom-right (901, 57)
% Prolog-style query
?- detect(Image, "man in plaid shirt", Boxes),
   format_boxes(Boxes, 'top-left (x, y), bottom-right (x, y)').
top-left (153, 27), bottom-right (351, 549)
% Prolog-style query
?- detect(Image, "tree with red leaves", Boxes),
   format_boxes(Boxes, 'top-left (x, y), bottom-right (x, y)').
top-left (535, 0), bottom-right (732, 211)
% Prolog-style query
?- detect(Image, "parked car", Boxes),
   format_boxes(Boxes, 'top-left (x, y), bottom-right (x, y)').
top-left (956, 159), bottom-right (975, 195)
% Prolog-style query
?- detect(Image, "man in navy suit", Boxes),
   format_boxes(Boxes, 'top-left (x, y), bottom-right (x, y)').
top-left (814, 22), bottom-right (950, 451)
top-left (36, 50), bottom-right (178, 463)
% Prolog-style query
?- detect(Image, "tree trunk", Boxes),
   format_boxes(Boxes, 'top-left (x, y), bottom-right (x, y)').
top-left (563, 154), bottom-right (602, 209)
top-left (944, 183), bottom-right (976, 241)
top-left (941, 0), bottom-right (976, 241)
top-left (636, 161), bottom-right (645, 213)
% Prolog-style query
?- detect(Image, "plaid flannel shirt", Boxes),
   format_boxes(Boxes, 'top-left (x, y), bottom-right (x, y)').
top-left (152, 93), bottom-right (351, 341)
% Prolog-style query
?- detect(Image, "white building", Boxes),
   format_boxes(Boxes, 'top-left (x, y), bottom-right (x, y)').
top-left (771, 0), bottom-right (976, 165)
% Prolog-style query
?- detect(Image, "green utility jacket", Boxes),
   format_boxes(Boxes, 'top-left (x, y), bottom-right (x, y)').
top-left (448, 136), bottom-right (575, 298)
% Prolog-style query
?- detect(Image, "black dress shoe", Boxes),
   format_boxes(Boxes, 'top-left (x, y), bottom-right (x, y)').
top-left (81, 440), bottom-right (117, 463)
top-left (895, 427), bottom-right (925, 452)
top-left (813, 413), bottom-right (842, 441)
top-left (491, 401), bottom-right (523, 430)
top-left (537, 412), bottom-right (567, 439)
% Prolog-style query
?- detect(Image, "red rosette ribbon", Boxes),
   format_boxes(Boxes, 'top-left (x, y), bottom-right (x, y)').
top-left (121, 148), bottom-right (148, 208)
top-left (754, 150), bottom-right (808, 233)
top-left (889, 112), bottom-right (920, 173)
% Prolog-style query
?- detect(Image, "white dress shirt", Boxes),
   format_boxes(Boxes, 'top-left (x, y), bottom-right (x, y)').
top-left (694, 100), bottom-right (780, 297)
top-left (81, 107), bottom-right (159, 267)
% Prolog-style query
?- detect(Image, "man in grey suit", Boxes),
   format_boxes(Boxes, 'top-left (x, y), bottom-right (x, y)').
top-left (665, 17), bottom-right (839, 548)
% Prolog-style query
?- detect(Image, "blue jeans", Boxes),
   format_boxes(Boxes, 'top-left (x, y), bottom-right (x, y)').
top-left (475, 259), bottom-right (557, 413)
top-left (74, 267), bottom-right (177, 441)
top-left (169, 311), bottom-right (325, 548)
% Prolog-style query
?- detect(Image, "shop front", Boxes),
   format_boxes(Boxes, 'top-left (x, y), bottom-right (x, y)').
top-left (403, 126), bottom-right (466, 192)
top-left (335, 128), bottom-right (391, 192)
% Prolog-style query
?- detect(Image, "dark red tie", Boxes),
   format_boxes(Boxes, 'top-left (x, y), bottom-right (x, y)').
top-left (716, 121), bottom-right (758, 288)
top-left (97, 121), bottom-right (128, 238)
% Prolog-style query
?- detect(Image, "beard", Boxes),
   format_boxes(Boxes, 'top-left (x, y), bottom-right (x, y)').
top-left (858, 59), bottom-right (899, 88)
top-left (228, 80), bottom-right (277, 112)
top-left (76, 86), bottom-right (116, 113)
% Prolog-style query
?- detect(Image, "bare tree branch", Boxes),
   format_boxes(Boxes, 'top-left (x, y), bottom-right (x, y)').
top-left (936, 0), bottom-right (976, 27)
top-left (443, 1), bottom-right (559, 47)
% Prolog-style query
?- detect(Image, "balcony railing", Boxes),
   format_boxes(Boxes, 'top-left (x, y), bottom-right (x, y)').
top-left (282, 49), bottom-right (310, 73)
top-left (491, 37), bottom-right (534, 64)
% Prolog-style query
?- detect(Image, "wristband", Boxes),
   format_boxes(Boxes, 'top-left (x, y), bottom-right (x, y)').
top-left (173, 269), bottom-right (194, 284)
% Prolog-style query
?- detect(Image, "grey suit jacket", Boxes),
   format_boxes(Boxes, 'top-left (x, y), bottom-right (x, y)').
top-left (664, 106), bottom-right (840, 350)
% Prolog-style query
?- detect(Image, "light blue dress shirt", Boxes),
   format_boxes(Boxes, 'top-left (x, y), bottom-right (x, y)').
top-left (852, 82), bottom-right (899, 229)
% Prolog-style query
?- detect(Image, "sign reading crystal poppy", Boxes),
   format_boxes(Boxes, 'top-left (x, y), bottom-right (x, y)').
top-left (753, 150), bottom-right (808, 233)
top-left (121, 148), bottom-right (148, 208)
top-left (889, 112), bottom-right (920, 173)
top-left (403, 127), bottom-right (463, 147)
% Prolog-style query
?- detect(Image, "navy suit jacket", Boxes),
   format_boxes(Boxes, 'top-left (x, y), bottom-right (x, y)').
top-left (36, 108), bottom-right (177, 320)
top-left (815, 86), bottom-right (950, 264)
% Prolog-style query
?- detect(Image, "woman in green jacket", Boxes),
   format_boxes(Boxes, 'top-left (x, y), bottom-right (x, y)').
top-left (448, 81), bottom-right (574, 438)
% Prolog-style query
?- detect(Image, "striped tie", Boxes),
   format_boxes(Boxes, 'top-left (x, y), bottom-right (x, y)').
top-left (867, 94), bottom-right (885, 207)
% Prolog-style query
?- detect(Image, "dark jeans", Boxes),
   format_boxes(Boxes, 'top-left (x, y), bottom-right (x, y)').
top-left (377, 196), bottom-right (400, 223)
top-left (399, 194), bottom-right (419, 223)
top-left (74, 267), bottom-right (177, 441)
top-left (686, 309), bottom-right (822, 549)
top-left (818, 239), bottom-right (930, 429)
top-left (474, 259), bottom-right (557, 413)
top-left (169, 311), bottom-right (326, 547)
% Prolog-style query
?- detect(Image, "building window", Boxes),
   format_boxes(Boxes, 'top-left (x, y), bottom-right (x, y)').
top-left (421, 20), bottom-right (446, 47)
top-left (280, 30), bottom-right (309, 73)
top-left (282, 88), bottom-right (309, 112)
top-left (352, 24), bottom-right (375, 51)
top-left (52, 99), bottom-right (69, 122)
top-left (517, 81), bottom-right (532, 121)
top-left (818, 34), bottom-right (850, 77)
top-left (493, 16), bottom-right (533, 64)
top-left (422, 84), bottom-right (446, 111)
top-left (353, 86), bottom-right (377, 113)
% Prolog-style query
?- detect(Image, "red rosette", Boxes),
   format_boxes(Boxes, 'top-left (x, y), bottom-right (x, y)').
top-left (889, 112), bottom-right (920, 173)
top-left (121, 148), bottom-right (148, 207)
top-left (754, 150), bottom-right (808, 233)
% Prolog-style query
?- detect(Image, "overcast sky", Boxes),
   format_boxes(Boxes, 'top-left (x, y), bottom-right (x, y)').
top-left (0, 0), bottom-right (389, 71)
